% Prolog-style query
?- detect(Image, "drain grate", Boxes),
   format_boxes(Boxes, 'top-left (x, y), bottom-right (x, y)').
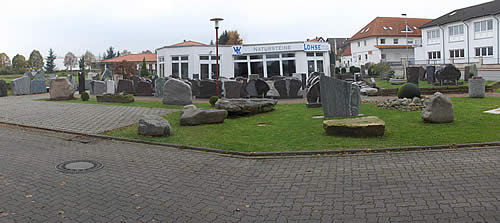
top-left (56, 160), bottom-right (103, 174)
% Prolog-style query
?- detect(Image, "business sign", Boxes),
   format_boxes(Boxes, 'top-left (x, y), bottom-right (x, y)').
top-left (232, 42), bottom-right (330, 55)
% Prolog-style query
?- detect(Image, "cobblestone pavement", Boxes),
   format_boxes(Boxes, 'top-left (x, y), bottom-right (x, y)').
top-left (0, 95), bottom-right (174, 134)
top-left (0, 125), bottom-right (499, 222)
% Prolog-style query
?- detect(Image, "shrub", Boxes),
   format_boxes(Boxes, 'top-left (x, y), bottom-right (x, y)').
top-left (371, 63), bottom-right (392, 77)
top-left (209, 96), bottom-right (219, 107)
top-left (96, 94), bottom-right (134, 103)
top-left (81, 92), bottom-right (89, 101)
top-left (335, 67), bottom-right (340, 74)
top-left (397, 83), bottom-right (421, 99)
top-left (341, 67), bottom-right (346, 74)
top-left (349, 66), bottom-right (360, 74)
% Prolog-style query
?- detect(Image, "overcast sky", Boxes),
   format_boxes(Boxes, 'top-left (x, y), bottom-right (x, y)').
top-left (0, 0), bottom-right (489, 59)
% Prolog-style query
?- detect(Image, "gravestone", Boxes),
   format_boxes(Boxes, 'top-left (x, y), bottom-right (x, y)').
top-left (265, 81), bottom-right (280, 98)
top-left (135, 81), bottom-right (153, 96)
top-left (426, 66), bottom-right (436, 84)
top-left (88, 72), bottom-right (99, 80)
top-left (246, 79), bottom-right (269, 98)
top-left (154, 78), bottom-right (167, 97)
top-left (189, 80), bottom-right (200, 98)
top-left (0, 80), bottom-right (8, 97)
top-left (78, 73), bottom-right (85, 94)
top-left (468, 78), bottom-right (485, 98)
top-left (131, 76), bottom-right (142, 91)
top-left (90, 80), bottom-right (107, 95)
top-left (163, 78), bottom-right (192, 105)
top-left (235, 77), bottom-right (248, 98)
top-left (306, 73), bottom-right (322, 107)
top-left (274, 78), bottom-right (302, 98)
top-left (34, 70), bottom-right (45, 80)
top-left (198, 80), bottom-right (217, 98)
top-left (223, 80), bottom-right (243, 99)
top-left (319, 75), bottom-right (361, 118)
top-left (49, 77), bottom-right (74, 100)
top-left (84, 80), bottom-right (91, 90)
top-left (435, 65), bottom-right (461, 85)
top-left (406, 67), bottom-right (420, 86)
top-left (11, 76), bottom-right (31, 95)
top-left (30, 80), bottom-right (46, 94)
top-left (106, 80), bottom-right (115, 94)
top-left (117, 79), bottom-right (135, 94)
top-left (418, 67), bottom-right (426, 81)
top-left (67, 75), bottom-right (77, 91)
top-left (301, 73), bottom-right (307, 90)
top-left (102, 68), bottom-right (113, 81)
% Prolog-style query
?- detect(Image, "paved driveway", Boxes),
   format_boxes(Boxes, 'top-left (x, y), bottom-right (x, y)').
top-left (0, 95), bottom-right (173, 134)
top-left (0, 125), bottom-right (499, 222)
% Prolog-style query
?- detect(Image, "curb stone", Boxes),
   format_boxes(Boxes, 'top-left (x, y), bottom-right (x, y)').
top-left (1, 121), bottom-right (499, 159)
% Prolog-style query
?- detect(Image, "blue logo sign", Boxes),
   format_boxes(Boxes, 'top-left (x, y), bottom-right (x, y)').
top-left (233, 46), bottom-right (242, 55)
top-left (304, 44), bottom-right (322, 51)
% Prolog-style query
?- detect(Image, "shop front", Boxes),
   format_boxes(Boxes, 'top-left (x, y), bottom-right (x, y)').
top-left (156, 41), bottom-right (331, 79)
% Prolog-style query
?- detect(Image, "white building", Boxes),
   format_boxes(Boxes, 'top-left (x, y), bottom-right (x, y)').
top-left (156, 40), bottom-right (331, 79)
top-left (415, 0), bottom-right (500, 66)
top-left (343, 17), bottom-right (432, 67)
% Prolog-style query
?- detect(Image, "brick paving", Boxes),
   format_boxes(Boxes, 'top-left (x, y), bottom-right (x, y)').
top-left (0, 95), bottom-right (174, 134)
top-left (0, 125), bottom-right (499, 222)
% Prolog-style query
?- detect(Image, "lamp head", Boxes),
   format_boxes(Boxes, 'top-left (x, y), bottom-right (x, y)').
top-left (210, 18), bottom-right (224, 29)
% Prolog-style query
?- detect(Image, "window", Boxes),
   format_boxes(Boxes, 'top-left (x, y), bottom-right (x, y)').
top-left (408, 40), bottom-right (414, 44)
top-left (402, 25), bottom-right (413, 32)
top-left (172, 62), bottom-right (179, 77)
top-left (317, 60), bottom-right (324, 73)
top-left (234, 62), bottom-right (248, 78)
top-left (211, 64), bottom-right (220, 78)
top-left (428, 51), bottom-right (441, 60)
top-left (159, 56), bottom-right (165, 62)
top-left (250, 55), bottom-right (262, 60)
top-left (448, 25), bottom-right (464, 36)
top-left (266, 54), bottom-right (279, 59)
top-left (449, 49), bottom-right (465, 58)
top-left (235, 56), bottom-right (247, 60)
top-left (172, 56), bottom-right (179, 61)
top-left (357, 42), bottom-right (360, 47)
top-left (365, 54), bottom-right (368, 60)
top-left (250, 62), bottom-right (264, 78)
top-left (210, 56), bottom-right (220, 60)
top-left (380, 39), bottom-right (386, 44)
top-left (306, 52), bottom-right (315, 57)
top-left (282, 60), bottom-right (296, 76)
top-left (308, 60), bottom-right (315, 73)
top-left (381, 54), bottom-right (386, 60)
top-left (199, 56), bottom-right (209, 60)
top-left (181, 56), bottom-right (188, 61)
top-left (474, 20), bottom-right (493, 32)
top-left (267, 61), bottom-right (280, 77)
top-left (475, 46), bottom-right (494, 56)
top-left (200, 64), bottom-right (209, 79)
top-left (364, 40), bottom-right (366, 46)
top-left (181, 63), bottom-right (188, 78)
top-left (282, 53), bottom-right (295, 58)
top-left (316, 52), bottom-right (323, 57)
top-left (427, 29), bottom-right (440, 39)
top-left (393, 39), bottom-right (398, 44)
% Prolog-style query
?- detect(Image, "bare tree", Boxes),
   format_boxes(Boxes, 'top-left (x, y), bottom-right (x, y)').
top-left (64, 52), bottom-right (78, 71)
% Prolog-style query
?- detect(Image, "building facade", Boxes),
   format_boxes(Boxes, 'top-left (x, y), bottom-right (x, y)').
top-left (344, 17), bottom-right (432, 67)
top-left (156, 40), bottom-right (331, 79)
top-left (100, 53), bottom-right (157, 73)
top-left (414, 1), bottom-right (500, 66)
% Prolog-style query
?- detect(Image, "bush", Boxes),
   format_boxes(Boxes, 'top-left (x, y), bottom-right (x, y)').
top-left (397, 83), bottom-right (421, 99)
top-left (335, 67), bottom-right (340, 74)
top-left (81, 92), bottom-right (89, 101)
top-left (209, 96), bottom-right (219, 107)
top-left (96, 94), bottom-right (135, 103)
top-left (371, 63), bottom-right (392, 77)
top-left (349, 66), bottom-right (360, 74)
top-left (341, 67), bottom-right (346, 74)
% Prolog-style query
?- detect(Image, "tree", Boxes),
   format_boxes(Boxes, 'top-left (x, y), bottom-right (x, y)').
top-left (44, 49), bottom-right (56, 73)
top-left (78, 56), bottom-right (85, 71)
top-left (117, 51), bottom-right (121, 57)
top-left (83, 51), bottom-right (96, 70)
top-left (113, 60), bottom-right (136, 78)
top-left (105, 46), bottom-right (116, 59)
top-left (121, 50), bottom-right (132, 56)
top-left (0, 53), bottom-right (11, 68)
top-left (226, 31), bottom-right (243, 45)
top-left (141, 50), bottom-right (152, 54)
top-left (140, 57), bottom-right (149, 77)
top-left (28, 50), bottom-right (44, 70)
top-left (218, 30), bottom-right (229, 45)
top-left (12, 54), bottom-right (27, 73)
top-left (209, 40), bottom-right (214, 45)
top-left (64, 52), bottom-right (78, 71)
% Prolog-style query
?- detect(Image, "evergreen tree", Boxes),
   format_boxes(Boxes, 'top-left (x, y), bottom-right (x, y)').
top-left (44, 49), bottom-right (56, 73)
top-left (218, 30), bottom-right (229, 45)
top-left (105, 47), bottom-right (116, 59)
top-left (78, 56), bottom-right (85, 71)
top-left (140, 57), bottom-right (149, 77)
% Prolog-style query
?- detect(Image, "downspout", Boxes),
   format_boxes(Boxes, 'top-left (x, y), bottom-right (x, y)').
top-left (493, 15), bottom-right (500, 64)
top-left (439, 25), bottom-right (445, 64)
top-left (463, 21), bottom-right (470, 64)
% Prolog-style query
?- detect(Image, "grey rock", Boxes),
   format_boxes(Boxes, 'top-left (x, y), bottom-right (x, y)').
top-left (180, 105), bottom-right (227, 126)
top-left (163, 78), bottom-right (192, 106)
top-left (90, 80), bottom-right (107, 95)
top-left (468, 78), bottom-right (485, 98)
top-left (245, 79), bottom-right (269, 97)
top-left (49, 77), bottom-right (74, 100)
top-left (106, 80), bottom-right (115, 94)
top-left (364, 87), bottom-right (378, 96)
top-left (223, 80), bottom-right (243, 99)
top-left (30, 79), bottom-right (47, 94)
top-left (198, 80), bottom-right (219, 98)
top-left (102, 68), bottom-right (113, 81)
top-left (138, 115), bottom-right (172, 137)
top-left (215, 98), bottom-right (277, 116)
top-left (84, 79), bottom-right (91, 90)
top-left (389, 78), bottom-right (406, 85)
top-left (0, 80), bottom-right (8, 97)
top-left (421, 92), bottom-right (454, 123)
top-left (323, 116), bottom-right (385, 137)
top-left (320, 75), bottom-right (361, 118)
top-left (11, 76), bottom-right (31, 95)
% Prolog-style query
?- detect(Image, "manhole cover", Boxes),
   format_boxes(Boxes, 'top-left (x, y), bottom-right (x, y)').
top-left (56, 160), bottom-right (103, 174)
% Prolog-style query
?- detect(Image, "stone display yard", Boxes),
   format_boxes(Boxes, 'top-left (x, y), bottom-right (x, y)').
top-left (0, 95), bottom-right (173, 134)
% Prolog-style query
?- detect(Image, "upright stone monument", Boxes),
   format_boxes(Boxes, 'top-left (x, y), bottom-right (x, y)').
top-left (49, 77), bottom-right (74, 100)
top-left (11, 76), bottom-right (31, 95)
top-left (426, 66), bottom-right (436, 84)
top-left (0, 80), bottom-right (8, 97)
top-left (106, 80), bottom-right (115, 94)
top-left (155, 78), bottom-right (167, 97)
top-left (163, 78), bottom-right (192, 106)
top-left (406, 67), bottom-right (420, 86)
top-left (90, 80), bottom-right (107, 95)
top-left (78, 72), bottom-right (85, 94)
top-left (319, 74), bottom-right (361, 118)
top-left (135, 81), bottom-right (153, 96)
top-left (223, 80), bottom-right (243, 99)
top-left (117, 79), bottom-right (135, 94)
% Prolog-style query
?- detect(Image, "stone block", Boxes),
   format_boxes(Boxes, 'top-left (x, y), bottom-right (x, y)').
top-left (163, 78), bottom-right (192, 106)
top-left (30, 79), bottom-right (46, 94)
top-left (180, 105), bottom-right (227, 126)
top-left (323, 116), bottom-right (385, 137)
top-left (138, 115), bottom-right (172, 137)
top-left (320, 75), bottom-right (361, 118)
top-left (49, 77), bottom-right (74, 100)
top-left (11, 76), bottom-right (31, 95)
top-left (421, 92), bottom-right (454, 123)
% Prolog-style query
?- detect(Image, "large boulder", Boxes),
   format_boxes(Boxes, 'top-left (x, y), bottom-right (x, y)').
top-left (364, 87), bottom-right (378, 96)
top-left (0, 80), bottom-right (7, 97)
top-left (11, 76), bottom-right (31, 95)
top-left (49, 77), bottom-right (74, 100)
top-left (180, 105), bottom-right (227, 126)
top-left (163, 78), bottom-right (192, 106)
top-left (135, 81), bottom-right (153, 96)
top-left (323, 116), bottom-right (385, 137)
top-left (215, 98), bottom-right (277, 116)
top-left (117, 79), bottom-right (135, 94)
top-left (138, 115), bottom-right (172, 137)
top-left (421, 92), bottom-right (454, 123)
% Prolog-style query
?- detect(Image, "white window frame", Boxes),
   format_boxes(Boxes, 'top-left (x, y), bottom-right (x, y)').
top-left (427, 51), bottom-right (441, 60)
top-left (448, 24), bottom-right (465, 42)
top-left (475, 46), bottom-right (494, 57)
top-left (449, 49), bottom-right (465, 58)
top-left (427, 29), bottom-right (441, 45)
top-left (474, 19), bottom-right (494, 39)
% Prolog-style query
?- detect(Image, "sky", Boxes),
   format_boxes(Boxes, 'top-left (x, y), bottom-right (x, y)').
top-left (0, 0), bottom-right (490, 60)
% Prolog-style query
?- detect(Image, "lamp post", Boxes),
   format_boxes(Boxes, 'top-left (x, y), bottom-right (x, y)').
top-left (210, 18), bottom-right (223, 97)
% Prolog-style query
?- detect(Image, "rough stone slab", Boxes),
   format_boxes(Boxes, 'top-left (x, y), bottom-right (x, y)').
top-left (468, 78), bottom-right (485, 98)
top-left (215, 98), bottom-right (277, 116)
top-left (30, 80), bottom-right (47, 94)
top-left (323, 116), bottom-right (385, 137)
top-left (163, 78), bottom-right (192, 106)
top-left (154, 78), bottom-right (167, 97)
top-left (320, 75), bottom-right (361, 118)
top-left (180, 105), bottom-right (227, 126)
top-left (135, 81), bottom-right (153, 96)
top-left (0, 79), bottom-right (7, 97)
top-left (90, 80), bottom-right (107, 95)
top-left (421, 92), bottom-right (454, 123)
top-left (138, 115), bottom-right (172, 137)
top-left (223, 80), bottom-right (243, 99)
top-left (49, 77), bottom-right (74, 100)
top-left (117, 79), bottom-right (135, 94)
top-left (11, 76), bottom-right (31, 95)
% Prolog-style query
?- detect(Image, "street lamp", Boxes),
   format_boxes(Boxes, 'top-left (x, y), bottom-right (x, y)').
top-left (402, 13), bottom-right (409, 78)
top-left (210, 18), bottom-right (223, 97)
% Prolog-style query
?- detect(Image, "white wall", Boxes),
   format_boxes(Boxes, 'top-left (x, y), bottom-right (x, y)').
top-left (349, 36), bottom-right (420, 66)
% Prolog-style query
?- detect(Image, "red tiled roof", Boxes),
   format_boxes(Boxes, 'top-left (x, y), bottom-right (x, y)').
top-left (349, 17), bottom-right (432, 41)
top-left (308, 37), bottom-right (326, 42)
top-left (171, 40), bottom-right (206, 46)
top-left (101, 53), bottom-right (157, 63)
top-left (342, 45), bottom-right (351, 56)
top-left (375, 45), bottom-right (415, 49)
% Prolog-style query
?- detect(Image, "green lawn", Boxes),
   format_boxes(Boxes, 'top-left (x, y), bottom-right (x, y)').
top-left (374, 77), bottom-right (495, 89)
top-left (41, 98), bottom-right (195, 110)
top-left (101, 97), bottom-right (500, 152)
